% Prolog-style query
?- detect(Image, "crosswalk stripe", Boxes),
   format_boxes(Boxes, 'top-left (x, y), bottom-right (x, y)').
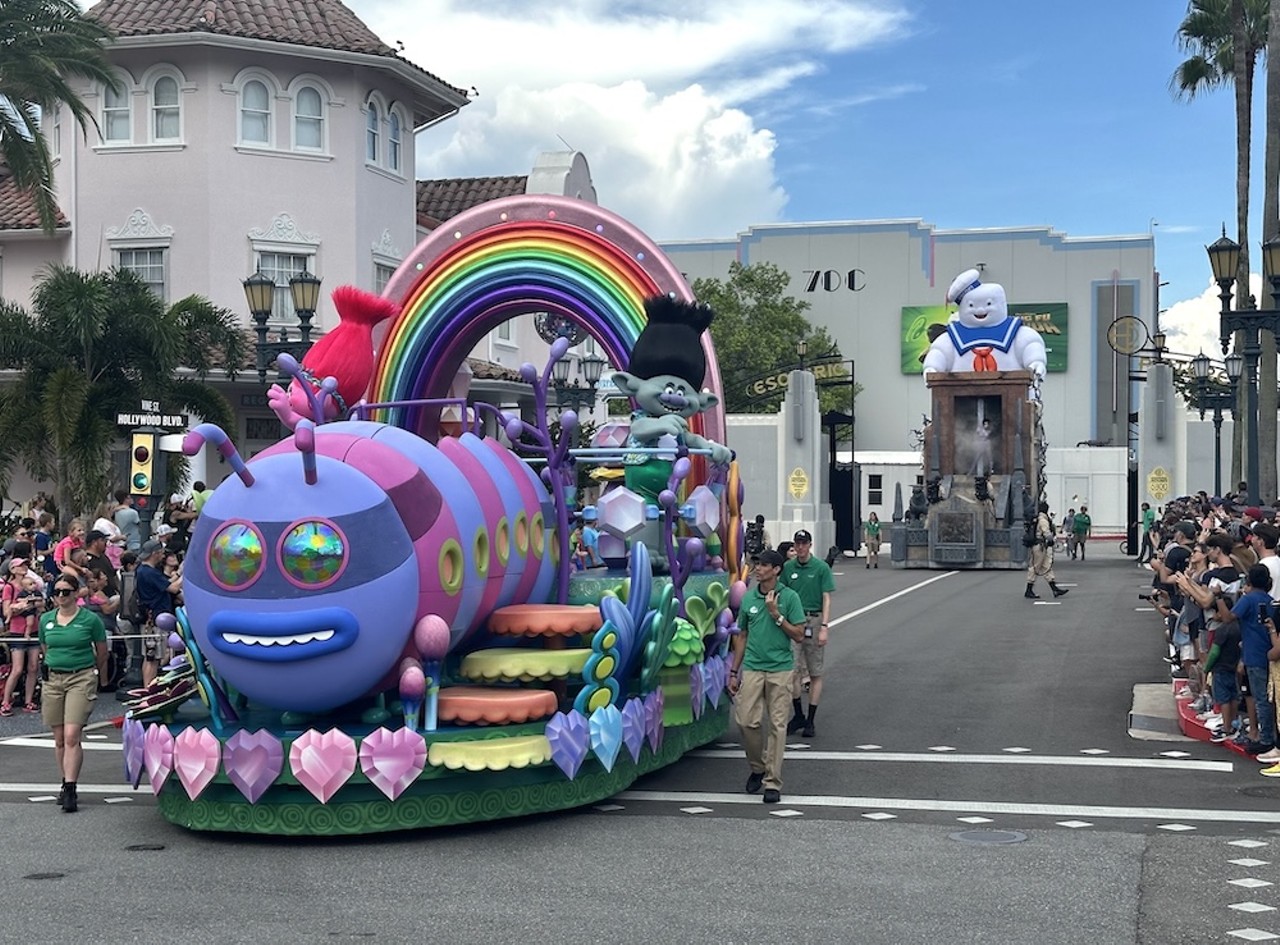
top-left (688, 749), bottom-right (1232, 772)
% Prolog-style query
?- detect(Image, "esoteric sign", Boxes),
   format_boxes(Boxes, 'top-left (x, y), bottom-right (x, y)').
top-left (901, 303), bottom-right (1068, 374)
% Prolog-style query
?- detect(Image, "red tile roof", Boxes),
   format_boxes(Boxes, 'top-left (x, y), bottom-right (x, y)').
top-left (86, 0), bottom-right (467, 98)
top-left (415, 176), bottom-right (528, 226)
top-left (0, 177), bottom-right (69, 231)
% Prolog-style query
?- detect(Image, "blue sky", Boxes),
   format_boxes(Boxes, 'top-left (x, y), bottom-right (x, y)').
top-left (359, 1), bottom-right (1257, 352)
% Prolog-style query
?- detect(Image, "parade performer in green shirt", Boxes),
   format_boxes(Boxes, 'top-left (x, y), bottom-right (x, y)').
top-left (728, 549), bottom-right (805, 803)
top-left (782, 530), bottom-right (836, 737)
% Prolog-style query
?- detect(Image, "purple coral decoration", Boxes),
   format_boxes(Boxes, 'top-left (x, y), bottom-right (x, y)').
top-left (589, 704), bottom-right (623, 773)
top-left (621, 698), bottom-right (646, 764)
top-left (359, 726), bottom-right (427, 801)
top-left (223, 729), bottom-right (284, 804)
top-left (644, 689), bottom-right (665, 754)
top-left (122, 717), bottom-right (145, 788)
top-left (545, 709), bottom-right (590, 780)
top-left (689, 664), bottom-right (705, 719)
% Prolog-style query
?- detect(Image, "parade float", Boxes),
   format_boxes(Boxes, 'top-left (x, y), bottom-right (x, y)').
top-left (119, 195), bottom-right (747, 835)
top-left (890, 268), bottom-right (1049, 570)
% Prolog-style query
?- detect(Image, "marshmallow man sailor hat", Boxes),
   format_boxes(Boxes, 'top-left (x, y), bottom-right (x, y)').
top-left (946, 268), bottom-right (983, 305)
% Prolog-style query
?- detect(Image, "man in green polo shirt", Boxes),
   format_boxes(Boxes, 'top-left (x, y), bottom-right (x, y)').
top-left (783, 528), bottom-right (836, 737)
top-left (728, 548), bottom-right (805, 804)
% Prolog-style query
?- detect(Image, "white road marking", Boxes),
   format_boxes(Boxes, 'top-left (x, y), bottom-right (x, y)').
top-left (830, 571), bottom-right (958, 627)
top-left (0, 737), bottom-right (119, 751)
top-left (614, 790), bottom-right (1280, 824)
top-left (688, 749), bottom-right (1232, 772)
top-left (0, 783), bottom-right (143, 795)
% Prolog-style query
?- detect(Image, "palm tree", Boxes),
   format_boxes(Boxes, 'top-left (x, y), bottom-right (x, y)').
top-left (0, 0), bottom-right (118, 233)
top-left (0, 266), bottom-right (249, 523)
top-left (1173, 0), bottom-right (1271, 496)
top-left (1262, 0), bottom-right (1280, 504)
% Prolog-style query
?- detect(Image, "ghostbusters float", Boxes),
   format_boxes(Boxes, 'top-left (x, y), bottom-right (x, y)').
top-left (117, 195), bottom-right (748, 836)
top-left (891, 269), bottom-right (1049, 570)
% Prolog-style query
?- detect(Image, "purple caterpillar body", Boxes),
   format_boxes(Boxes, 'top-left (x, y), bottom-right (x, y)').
top-left (183, 420), bottom-right (557, 713)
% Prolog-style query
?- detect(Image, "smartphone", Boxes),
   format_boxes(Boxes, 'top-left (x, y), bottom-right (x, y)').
top-left (1259, 602), bottom-right (1271, 623)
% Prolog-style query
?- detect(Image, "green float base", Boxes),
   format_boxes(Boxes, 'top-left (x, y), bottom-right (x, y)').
top-left (155, 704), bottom-right (729, 836)
top-left (566, 571), bottom-right (727, 609)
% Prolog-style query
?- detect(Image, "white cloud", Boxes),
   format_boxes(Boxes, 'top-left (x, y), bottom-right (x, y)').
top-left (1160, 273), bottom-right (1263, 361)
top-left (353, 0), bottom-right (912, 239)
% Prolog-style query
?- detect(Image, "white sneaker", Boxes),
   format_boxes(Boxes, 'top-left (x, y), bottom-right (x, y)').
top-left (1256, 748), bottom-right (1280, 763)
top-left (1200, 714), bottom-right (1223, 726)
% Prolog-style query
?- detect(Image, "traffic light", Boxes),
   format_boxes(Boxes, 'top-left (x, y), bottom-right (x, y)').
top-left (130, 432), bottom-right (157, 495)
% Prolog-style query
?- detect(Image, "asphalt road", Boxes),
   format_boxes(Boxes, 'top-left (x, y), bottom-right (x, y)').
top-left (1, 544), bottom-right (1277, 944)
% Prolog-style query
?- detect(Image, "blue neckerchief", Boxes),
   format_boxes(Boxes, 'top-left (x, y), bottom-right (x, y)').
top-left (946, 318), bottom-right (1023, 354)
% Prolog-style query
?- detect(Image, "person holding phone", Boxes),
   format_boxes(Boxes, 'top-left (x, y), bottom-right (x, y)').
top-left (1226, 564), bottom-right (1279, 760)
top-left (727, 548), bottom-right (805, 804)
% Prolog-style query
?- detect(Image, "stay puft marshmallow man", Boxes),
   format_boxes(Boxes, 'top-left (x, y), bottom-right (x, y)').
top-left (921, 269), bottom-right (1047, 379)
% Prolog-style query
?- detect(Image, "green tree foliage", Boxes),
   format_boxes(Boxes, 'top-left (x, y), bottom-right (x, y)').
top-left (0, 266), bottom-right (249, 522)
top-left (0, 0), bottom-right (119, 233)
top-left (693, 262), bottom-right (859, 416)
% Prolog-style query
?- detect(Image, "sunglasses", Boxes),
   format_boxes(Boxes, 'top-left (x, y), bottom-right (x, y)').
top-left (53, 588), bottom-right (75, 597)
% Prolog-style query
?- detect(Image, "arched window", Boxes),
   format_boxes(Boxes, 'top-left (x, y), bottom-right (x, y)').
top-left (365, 101), bottom-right (380, 163)
top-left (151, 75), bottom-right (180, 141)
top-left (240, 79), bottom-right (271, 145)
top-left (102, 80), bottom-right (130, 143)
top-left (388, 110), bottom-right (402, 173)
top-left (294, 86), bottom-right (324, 151)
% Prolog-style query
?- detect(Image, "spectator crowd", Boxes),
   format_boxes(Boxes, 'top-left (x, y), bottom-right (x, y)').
top-left (1140, 488), bottom-right (1280, 777)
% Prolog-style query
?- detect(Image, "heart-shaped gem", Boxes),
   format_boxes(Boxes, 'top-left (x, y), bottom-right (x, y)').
top-left (143, 724), bottom-right (174, 794)
top-left (644, 689), bottom-right (664, 754)
top-left (589, 704), bottom-right (623, 772)
top-left (620, 698), bottom-right (646, 764)
top-left (706, 656), bottom-right (724, 709)
top-left (223, 729), bottom-right (284, 804)
top-left (359, 727), bottom-right (426, 801)
top-left (544, 710), bottom-right (589, 779)
top-left (289, 729), bottom-right (357, 803)
top-left (122, 717), bottom-right (146, 788)
top-left (689, 665), bottom-right (705, 719)
top-left (173, 727), bottom-right (221, 800)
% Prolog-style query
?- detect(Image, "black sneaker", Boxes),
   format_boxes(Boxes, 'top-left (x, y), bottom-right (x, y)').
top-left (1210, 728), bottom-right (1230, 744)
top-left (801, 723), bottom-right (815, 738)
top-left (61, 783), bottom-right (77, 813)
top-left (762, 789), bottom-right (781, 804)
top-left (786, 716), bottom-right (805, 735)
top-left (745, 771), bottom-right (764, 794)
top-left (1244, 740), bottom-right (1274, 756)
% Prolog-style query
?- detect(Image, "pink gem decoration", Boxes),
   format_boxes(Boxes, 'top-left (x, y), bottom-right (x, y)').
top-left (122, 717), bottom-right (145, 788)
top-left (223, 729), bottom-right (284, 804)
top-left (289, 729), bottom-right (357, 803)
top-left (358, 727), bottom-right (426, 801)
top-left (142, 724), bottom-right (174, 794)
top-left (173, 727), bottom-right (221, 800)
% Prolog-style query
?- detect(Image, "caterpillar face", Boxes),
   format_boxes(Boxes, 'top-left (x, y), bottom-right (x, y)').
top-left (185, 454), bottom-right (420, 712)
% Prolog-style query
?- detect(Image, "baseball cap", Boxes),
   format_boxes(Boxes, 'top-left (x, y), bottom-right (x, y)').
top-left (9, 558), bottom-right (27, 568)
top-left (155, 524), bottom-right (177, 537)
top-left (140, 539), bottom-right (164, 558)
top-left (85, 529), bottom-right (108, 543)
top-left (1246, 506), bottom-right (1264, 521)
top-left (1164, 545), bottom-right (1192, 574)
top-left (793, 529), bottom-right (813, 544)
top-left (757, 548), bottom-right (785, 568)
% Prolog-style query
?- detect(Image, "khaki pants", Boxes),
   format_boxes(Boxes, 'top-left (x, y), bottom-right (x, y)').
top-left (735, 669), bottom-right (793, 791)
top-left (1026, 544), bottom-right (1055, 584)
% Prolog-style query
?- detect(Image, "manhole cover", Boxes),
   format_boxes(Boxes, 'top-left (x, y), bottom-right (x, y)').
top-left (1240, 785), bottom-right (1280, 800)
top-left (24, 872), bottom-right (65, 881)
top-left (124, 843), bottom-right (166, 852)
top-left (949, 830), bottom-right (1028, 845)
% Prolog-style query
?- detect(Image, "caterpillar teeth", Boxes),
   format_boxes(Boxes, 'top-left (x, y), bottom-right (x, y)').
top-left (222, 630), bottom-right (336, 647)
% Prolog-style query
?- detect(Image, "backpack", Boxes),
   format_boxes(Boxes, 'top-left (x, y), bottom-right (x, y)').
top-left (745, 521), bottom-right (765, 556)
top-left (119, 570), bottom-right (142, 624)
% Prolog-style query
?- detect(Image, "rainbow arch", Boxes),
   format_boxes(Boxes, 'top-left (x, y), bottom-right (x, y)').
top-left (370, 194), bottom-right (726, 445)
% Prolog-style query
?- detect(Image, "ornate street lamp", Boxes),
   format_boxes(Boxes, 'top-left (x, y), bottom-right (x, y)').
top-left (245, 269), bottom-right (322, 384)
top-left (1191, 351), bottom-right (1239, 497)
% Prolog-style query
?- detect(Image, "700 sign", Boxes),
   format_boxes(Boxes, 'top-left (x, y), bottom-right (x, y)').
top-left (803, 268), bottom-right (866, 292)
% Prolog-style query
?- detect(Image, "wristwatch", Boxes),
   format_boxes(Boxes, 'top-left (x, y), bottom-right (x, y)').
top-left (774, 615), bottom-right (783, 626)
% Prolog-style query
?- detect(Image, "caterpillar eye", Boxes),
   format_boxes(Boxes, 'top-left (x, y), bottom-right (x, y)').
top-left (279, 520), bottom-right (347, 589)
top-left (208, 521), bottom-right (265, 590)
